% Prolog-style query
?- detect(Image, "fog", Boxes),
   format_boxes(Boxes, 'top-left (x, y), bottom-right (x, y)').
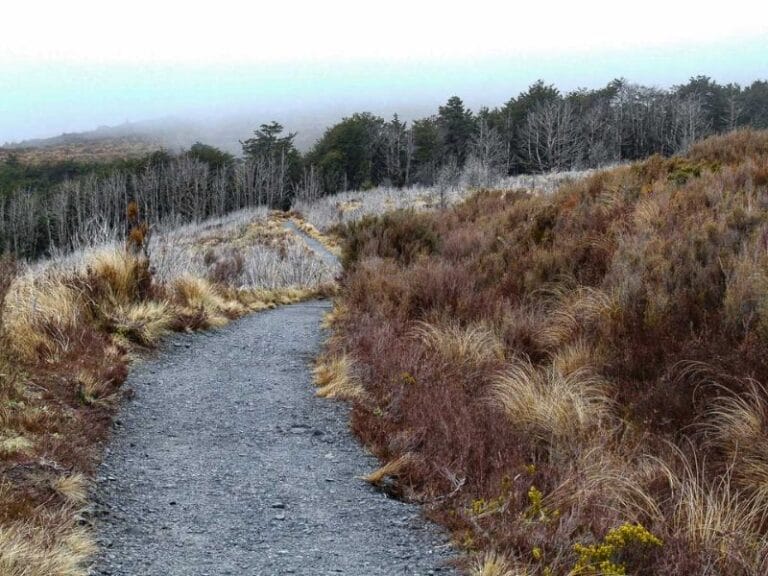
top-left (1, 11), bottom-right (766, 150)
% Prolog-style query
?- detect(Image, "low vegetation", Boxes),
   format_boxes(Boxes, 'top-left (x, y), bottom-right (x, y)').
top-left (295, 170), bottom-right (589, 232)
top-left (0, 135), bottom-right (160, 165)
top-left (321, 130), bottom-right (768, 574)
top-left (0, 205), bottom-right (335, 575)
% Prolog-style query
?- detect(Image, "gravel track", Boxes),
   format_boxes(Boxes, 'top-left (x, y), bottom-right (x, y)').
top-left (92, 229), bottom-right (455, 575)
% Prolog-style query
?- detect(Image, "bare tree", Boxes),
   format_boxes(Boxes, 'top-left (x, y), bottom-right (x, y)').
top-left (674, 94), bottom-right (709, 152)
top-left (520, 100), bottom-right (582, 172)
top-left (295, 165), bottom-right (322, 203)
top-left (436, 156), bottom-right (459, 209)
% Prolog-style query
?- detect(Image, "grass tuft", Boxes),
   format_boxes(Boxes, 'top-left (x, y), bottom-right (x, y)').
top-left (414, 321), bottom-right (504, 365)
top-left (491, 359), bottom-right (613, 449)
top-left (361, 453), bottom-right (415, 485)
top-left (313, 355), bottom-right (365, 400)
top-left (470, 551), bottom-right (519, 576)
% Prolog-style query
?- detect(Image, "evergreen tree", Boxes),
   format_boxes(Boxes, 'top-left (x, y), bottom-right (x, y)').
top-left (305, 113), bottom-right (385, 193)
top-left (437, 96), bottom-right (475, 165)
top-left (411, 117), bottom-right (442, 184)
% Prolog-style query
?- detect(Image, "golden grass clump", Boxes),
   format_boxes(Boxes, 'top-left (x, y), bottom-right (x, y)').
top-left (0, 522), bottom-right (96, 576)
top-left (313, 354), bottom-right (364, 400)
top-left (536, 286), bottom-right (616, 350)
top-left (2, 274), bottom-right (83, 362)
top-left (414, 320), bottom-right (505, 365)
top-left (703, 381), bottom-right (768, 503)
top-left (470, 552), bottom-right (520, 576)
top-left (52, 474), bottom-right (89, 507)
top-left (0, 434), bottom-right (35, 456)
top-left (74, 370), bottom-right (117, 407)
top-left (549, 339), bottom-right (599, 377)
top-left (321, 301), bottom-right (347, 328)
top-left (172, 275), bottom-right (246, 327)
top-left (361, 453), bottom-right (415, 485)
top-left (668, 457), bottom-right (768, 572)
top-left (491, 359), bottom-right (613, 449)
top-left (86, 249), bottom-right (148, 303)
top-left (107, 301), bottom-right (173, 346)
top-left (545, 446), bottom-right (665, 524)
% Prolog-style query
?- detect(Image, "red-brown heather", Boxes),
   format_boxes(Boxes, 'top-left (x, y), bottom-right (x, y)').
top-left (321, 130), bottom-right (768, 575)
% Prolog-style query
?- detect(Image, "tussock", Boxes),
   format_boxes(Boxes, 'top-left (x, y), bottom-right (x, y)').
top-left (703, 381), bottom-right (768, 503)
top-left (313, 355), bottom-right (364, 400)
top-left (53, 475), bottom-right (89, 506)
top-left (549, 339), bottom-right (598, 376)
top-left (664, 451), bottom-right (768, 573)
top-left (172, 275), bottom-right (245, 328)
top-left (545, 447), bottom-right (665, 523)
top-left (86, 249), bottom-right (149, 302)
top-left (470, 551), bottom-right (519, 576)
top-left (321, 302), bottom-right (347, 328)
top-left (2, 273), bottom-right (83, 362)
top-left (0, 435), bottom-right (35, 456)
top-left (536, 286), bottom-right (615, 349)
top-left (0, 522), bottom-right (96, 576)
top-left (361, 453), bottom-right (415, 485)
top-left (107, 301), bottom-right (174, 346)
top-left (491, 359), bottom-right (613, 448)
top-left (414, 321), bottom-right (504, 364)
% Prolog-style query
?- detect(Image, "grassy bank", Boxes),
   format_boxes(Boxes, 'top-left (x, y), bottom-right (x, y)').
top-left (320, 130), bottom-right (768, 575)
top-left (0, 209), bottom-right (335, 575)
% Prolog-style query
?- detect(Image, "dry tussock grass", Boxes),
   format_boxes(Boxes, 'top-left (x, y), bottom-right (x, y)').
top-left (323, 131), bottom-right (768, 574)
top-left (535, 286), bottom-right (616, 350)
top-left (172, 274), bottom-right (246, 327)
top-left (321, 301), bottom-right (347, 328)
top-left (107, 300), bottom-right (174, 346)
top-left (0, 521), bottom-right (96, 576)
top-left (702, 381), bottom-right (768, 504)
top-left (470, 552), bottom-right (519, 576)
top-left (545, 445), bottom-right (666, 525)
top-left (361, 453), bottom-right (416, 485)
top-left (2, 274), bottom-right (84, 362)
top-left (0, 207), bottom-right (340, 575)
top-left (660, 450), bottom-right (768, 574)
top-left (414, 321), bottom-right (505, 365)
top-left (313, 355), bottom-right (365, 400)
top-left (491, 359), bottom-right (613, 450)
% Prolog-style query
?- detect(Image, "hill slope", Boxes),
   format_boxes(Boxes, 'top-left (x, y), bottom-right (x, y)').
top-left (323, 130), bottom-right (768, 575)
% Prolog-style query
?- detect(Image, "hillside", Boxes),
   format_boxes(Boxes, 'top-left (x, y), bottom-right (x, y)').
top-left (0, 134), bottom-right (162, 164)
top-left (320, 130), bottom-right (768, 575)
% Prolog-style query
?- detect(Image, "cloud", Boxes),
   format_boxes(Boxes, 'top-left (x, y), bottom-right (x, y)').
top-left (2, 0), bottom-right (766, 65)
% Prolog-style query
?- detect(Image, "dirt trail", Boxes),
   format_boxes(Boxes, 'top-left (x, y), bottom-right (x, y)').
top-left (92, 228), bottom-right (455, 575)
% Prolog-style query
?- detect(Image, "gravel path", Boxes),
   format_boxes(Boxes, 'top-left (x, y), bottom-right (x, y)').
top-left (92, 231), bottom-right (455, 575)
top-left (283, 221), bottom-right (341, 271)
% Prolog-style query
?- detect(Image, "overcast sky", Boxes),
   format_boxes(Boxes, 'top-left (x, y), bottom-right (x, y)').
top-left (1, 0), bottom-right (767, 143)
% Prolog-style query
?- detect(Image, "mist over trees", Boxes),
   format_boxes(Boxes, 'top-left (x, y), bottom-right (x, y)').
top-left (2, 76), bottom-right (767, 259)
top-left (304, 76), bottom-right (768, 192)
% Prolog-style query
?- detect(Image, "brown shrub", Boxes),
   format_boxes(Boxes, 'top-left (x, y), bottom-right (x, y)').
top-left (326, 130), bottom-right (768, 575)
top-left (340, 210), bottom-right (439, 268)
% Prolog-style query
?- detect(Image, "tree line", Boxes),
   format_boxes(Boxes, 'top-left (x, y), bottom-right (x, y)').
top-left (305, 76), bottom-right (768, 191)
top-left (1, 75), bottom-right (767, 259)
